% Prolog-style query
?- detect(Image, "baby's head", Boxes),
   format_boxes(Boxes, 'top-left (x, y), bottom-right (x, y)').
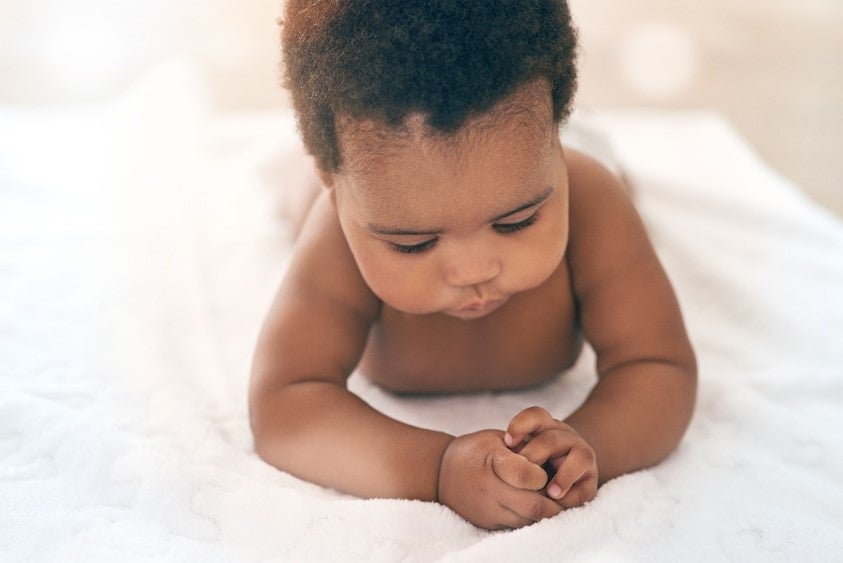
top-left (282, 0), bottom-right (578, 175)
top-left (281, 1), bottom-right (579, 318)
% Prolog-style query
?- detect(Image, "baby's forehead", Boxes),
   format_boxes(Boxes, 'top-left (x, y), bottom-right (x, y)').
top-left (335, 79), bottom-right (555, 176)
top-left (338, 121), bottom-right (551, 197)
top-left (334, 121), bottom-right (558, 232)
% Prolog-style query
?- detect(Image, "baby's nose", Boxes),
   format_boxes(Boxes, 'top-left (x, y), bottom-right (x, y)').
top-left (443, 249), bottom-right (502, 288)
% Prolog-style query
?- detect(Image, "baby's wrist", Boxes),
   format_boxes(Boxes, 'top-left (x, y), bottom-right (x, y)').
top-left (434, 435), bottom-right (457, 503)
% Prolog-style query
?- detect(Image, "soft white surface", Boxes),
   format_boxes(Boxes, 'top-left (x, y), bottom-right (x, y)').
top-left (3, 66), bottom-right (843, 562)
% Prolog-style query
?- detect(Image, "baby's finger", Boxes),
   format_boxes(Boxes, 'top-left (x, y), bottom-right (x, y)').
top-left (545, 446), bottom-right (597, 502)
top-left (518, 428), bottom-right (578, 466)
top-left (556, 474), bottom-right (598, 509)
top-left (491, 449), bottom-right (548, 491)
top-left (498, 486), bottom-right (563, 524)
top-left (504, 406), bottom-right (556, 448)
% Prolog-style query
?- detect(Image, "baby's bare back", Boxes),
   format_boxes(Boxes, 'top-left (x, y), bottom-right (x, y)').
top-left (359, 259), bottom-right (582, 393)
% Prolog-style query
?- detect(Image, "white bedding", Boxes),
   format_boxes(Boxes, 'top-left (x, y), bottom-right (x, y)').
top-left (3, 65), bottom-right (843, 561)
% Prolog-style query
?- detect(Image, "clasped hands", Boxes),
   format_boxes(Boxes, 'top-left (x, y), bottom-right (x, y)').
top-left (437, 406), bottom-right (598, 531)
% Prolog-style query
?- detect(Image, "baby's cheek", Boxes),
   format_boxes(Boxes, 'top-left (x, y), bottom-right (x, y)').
top-left (359, 257), bottom-right (444, 315)
top-left (510, 243), bottom-right (565, 293)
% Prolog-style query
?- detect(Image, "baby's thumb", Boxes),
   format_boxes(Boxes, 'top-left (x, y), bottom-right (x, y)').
top-left (492, 450), bottom-right (548, 491)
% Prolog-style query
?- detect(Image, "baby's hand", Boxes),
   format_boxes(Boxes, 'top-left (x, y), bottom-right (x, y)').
top-left (505, 407), bottom-right (598, 509)
top-left (437, 429), bottom-right (562, 530)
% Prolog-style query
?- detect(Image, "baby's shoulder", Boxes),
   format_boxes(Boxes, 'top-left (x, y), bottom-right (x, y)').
top-left (564, 145), bottom-right (636, 231)
top-left (286, 191), bottom-right (380, 319)
top-left (563, 145), bottom-right (652, 282)
top-left (564, 146), bottom-right (631, 205)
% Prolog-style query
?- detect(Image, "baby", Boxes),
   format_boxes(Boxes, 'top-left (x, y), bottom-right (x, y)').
top-left (250, 0), bottom-right (697, 531)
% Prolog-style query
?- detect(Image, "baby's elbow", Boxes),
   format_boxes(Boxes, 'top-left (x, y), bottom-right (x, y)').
top-left (668, 349), bottom-right (698, 454)
top-left (652, 348), bottom-right (698, 453)
top-left (680, 346), bottom-right (698, 415)
top-left (248, 393), bottom-right (274, 462)
top-left (248, 374), bottom-right (318, 469)
top-left (662, 336), bottom-right (698, 419)
top-left (248, 394), bottom-right (299, 471)
top-left (247, 374), bottom-right (286, 464)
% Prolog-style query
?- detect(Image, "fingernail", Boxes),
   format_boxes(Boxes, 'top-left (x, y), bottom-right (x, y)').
top-left (504, 433), bottom-right (514, 447)
top-left (547, 484), bottom-right (562, 499)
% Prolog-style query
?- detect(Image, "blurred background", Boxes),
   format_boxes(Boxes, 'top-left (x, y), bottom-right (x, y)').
top-left (1, 0), bottom-right (840, 216)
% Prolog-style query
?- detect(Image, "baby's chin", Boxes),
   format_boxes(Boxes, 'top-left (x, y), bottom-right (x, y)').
top-left (370, 289), bottom-right (457, 317)
top-left (375, 296), bottom-right (447, 317)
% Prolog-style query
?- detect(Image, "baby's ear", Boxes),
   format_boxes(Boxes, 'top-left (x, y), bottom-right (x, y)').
top-left (316, 167), bottom-right (335, 189)
top-left (317, 170), bottom-right (341, 209)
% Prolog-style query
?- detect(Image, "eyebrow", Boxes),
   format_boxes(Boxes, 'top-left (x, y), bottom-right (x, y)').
top-left (367, 186), bottom-right (553, 236)
top-left (490, 186), bottom-right (553, 222)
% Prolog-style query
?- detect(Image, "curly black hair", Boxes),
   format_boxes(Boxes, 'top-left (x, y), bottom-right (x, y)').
top-left (282, 0), bottom-right (579, 173)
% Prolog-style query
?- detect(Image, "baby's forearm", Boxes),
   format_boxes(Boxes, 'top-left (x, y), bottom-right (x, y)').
top-left (563, 360), bottom-right (697, 484)
top-left (250, 380), bottom-right (454, 500)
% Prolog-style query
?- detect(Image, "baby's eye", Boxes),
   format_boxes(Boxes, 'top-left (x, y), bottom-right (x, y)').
top-left (493, 212), bottom-right (539, 234)
top-left (389, 238), bottom-right (437, 254)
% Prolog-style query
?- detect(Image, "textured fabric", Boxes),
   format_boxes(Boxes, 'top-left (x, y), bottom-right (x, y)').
top-left (2, 65), bottom-right (842, 562)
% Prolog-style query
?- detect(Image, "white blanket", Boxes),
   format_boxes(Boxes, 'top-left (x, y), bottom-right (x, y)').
top-left (3, 64), bottom-right (843, 561)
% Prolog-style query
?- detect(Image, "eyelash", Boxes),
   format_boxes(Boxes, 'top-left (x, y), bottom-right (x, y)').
top-left (389, 239), bottom-right (438, 254)
top-left (493, 212), bottom-right (540, 233)
top-left (388, 212), bottom-right (540, 255)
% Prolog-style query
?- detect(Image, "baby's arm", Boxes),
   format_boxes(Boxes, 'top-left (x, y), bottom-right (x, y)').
top-left (551, 149), bottom-right (698, 485)
top-left (250, 192), bottom-right (558, 528)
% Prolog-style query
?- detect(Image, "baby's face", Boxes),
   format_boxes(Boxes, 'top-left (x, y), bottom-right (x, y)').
top-left (328, 91), bottom-right (569, 319)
